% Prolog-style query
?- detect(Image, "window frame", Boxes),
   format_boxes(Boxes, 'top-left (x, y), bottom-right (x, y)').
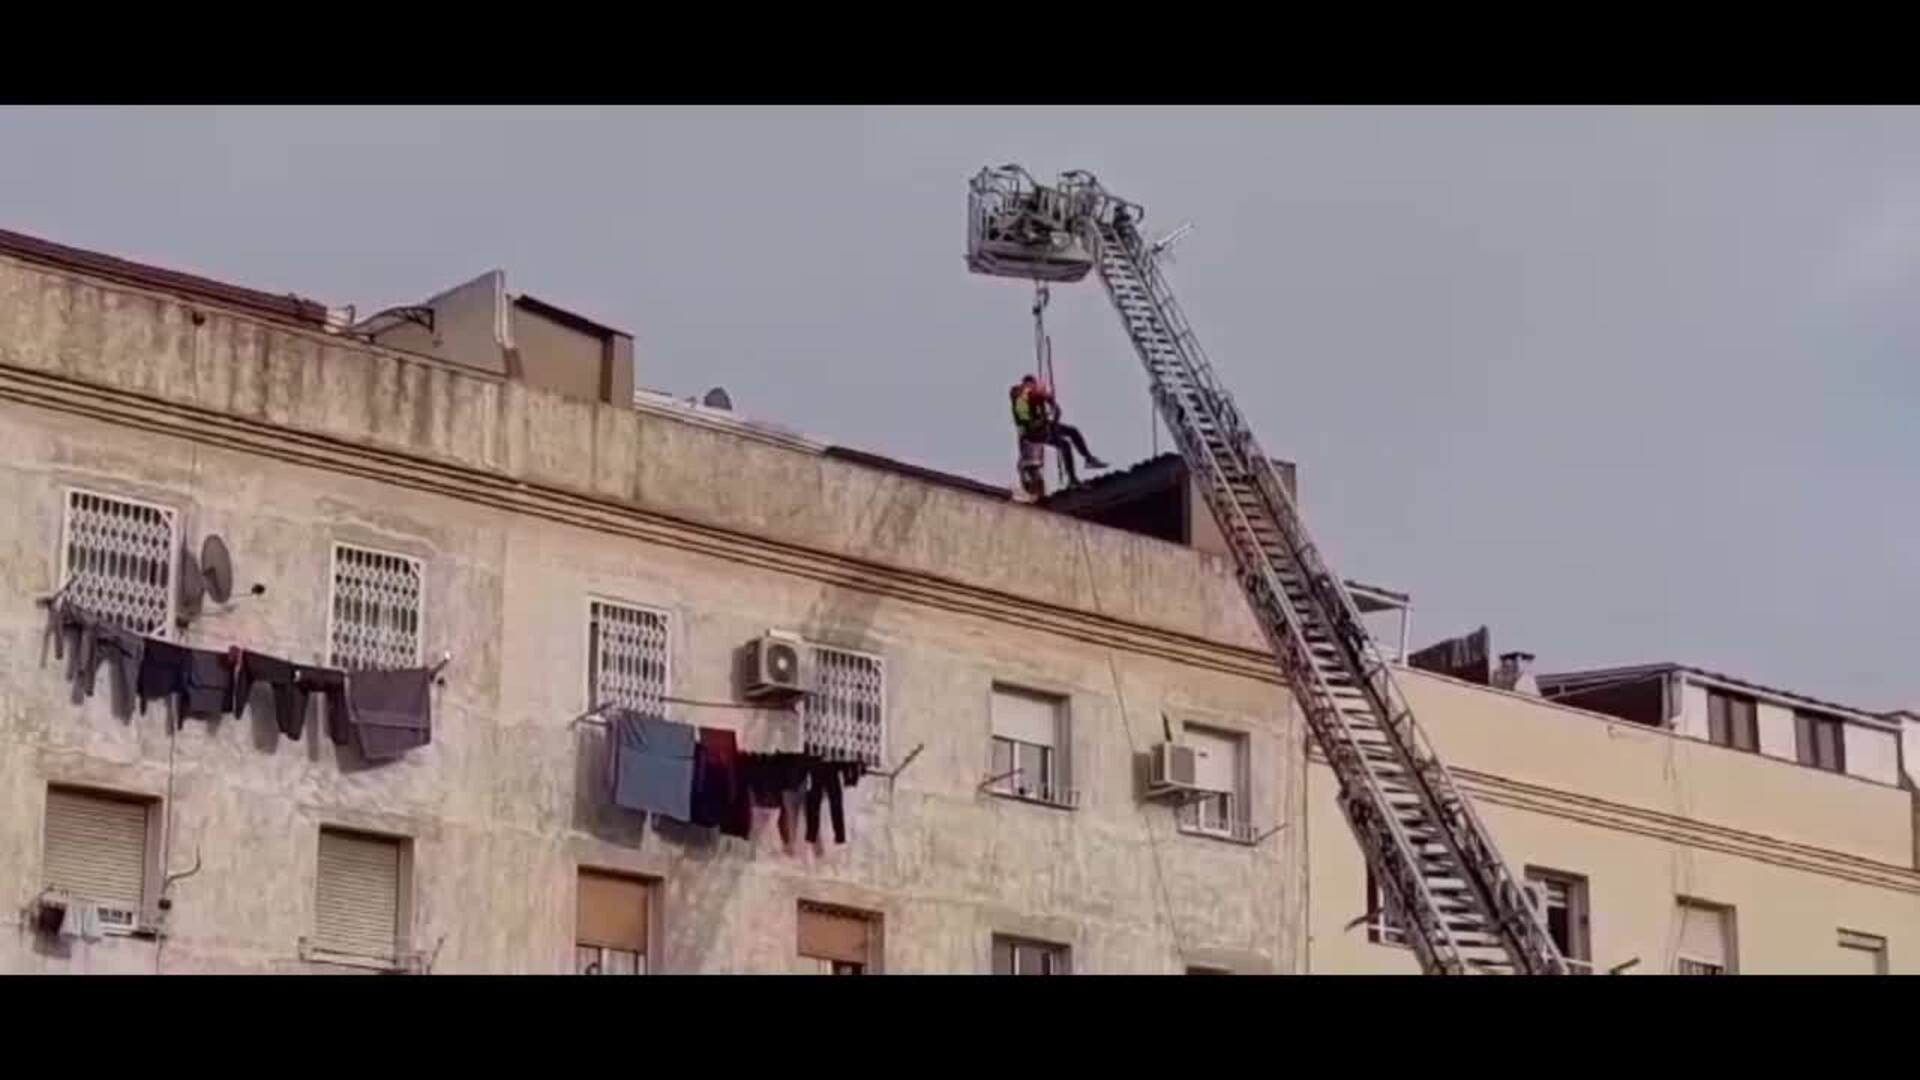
top-left (1794, 710), bottom-right (1847, 774)
top-left (799, 641), bottom-right (887, 768)
top-left (40, 783), bottom-right (160, 933)
top-left (1705, 688), bottom-right (1759, 753)
top-left (987, 684), bottom-right (1076, 809)
top-left (584, 596), bottom-right (673, 715)
top-left (1523, 866), bottom-right (1593, 972)
top-left (309, 825), bottom-right (412, 970)
top-left (991, 933), bottom-right (1070, 975)
top-left (797, 900), bottom-right (881, 975)
top-left (1836, 929), bottom-right (1888, 975)
top-left (1674, 897), bottom-right (1736, 975)
top-left (58, 487), bottom-right (181, 638)
top-left (1175, 721), bottom-right (1253, 843)
top-left (326, 542), bottom-right (425, 671)
top-left (575, 867), bottom-right (654, 976)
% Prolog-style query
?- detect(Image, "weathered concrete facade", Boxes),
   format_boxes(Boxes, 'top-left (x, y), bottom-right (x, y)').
top-left (0, 245), bottom-right (1301, 973)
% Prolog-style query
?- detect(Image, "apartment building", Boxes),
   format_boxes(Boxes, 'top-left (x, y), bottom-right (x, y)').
top-left (0, 228), bottom-right (1300, 974)
top-left (1, 226), bottom-right (1912, 974)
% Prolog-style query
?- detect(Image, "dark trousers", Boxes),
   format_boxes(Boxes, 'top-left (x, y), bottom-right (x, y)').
top-left (1022, 422), bottom-right (1097, 483)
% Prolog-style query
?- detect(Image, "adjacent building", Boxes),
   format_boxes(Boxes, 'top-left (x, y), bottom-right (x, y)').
top-left (0, 226), bottom-right (1912, 974)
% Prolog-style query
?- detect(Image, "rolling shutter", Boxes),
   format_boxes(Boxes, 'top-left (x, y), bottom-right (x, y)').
top-left (992, 687), bottom-right (1060, 747)
top-left (315, 829), bottom-right (401, 958)
top-left (797, 903), bottom-right (871, 965)
top-left (1677, 902), bottom-right (1728, 968)
top-left (577, 871), bottom-right (650, 953)
top-left (42, 788), bottom-right (148, 909)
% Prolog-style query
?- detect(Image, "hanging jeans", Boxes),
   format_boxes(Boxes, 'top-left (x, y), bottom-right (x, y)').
top-left (804, 761), bottom-right (866, 845)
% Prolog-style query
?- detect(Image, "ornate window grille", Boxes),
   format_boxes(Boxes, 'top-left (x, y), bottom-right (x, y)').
top-left (588, 601), bottom-right (670, 715)
top-left (60, 489), bottom-right (178, 635)
top-left (329, 544), bottom-right (423, 671)
top-left (801, 646), bottom-right (885, 767)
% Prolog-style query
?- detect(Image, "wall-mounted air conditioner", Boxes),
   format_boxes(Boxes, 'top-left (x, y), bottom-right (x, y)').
top-left (742, 633), bottom-right (806, 701)
top-left (1145, 742), bottom-right (1198, 799)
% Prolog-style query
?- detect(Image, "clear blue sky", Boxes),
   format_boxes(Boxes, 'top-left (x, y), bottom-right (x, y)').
top-left (4, 106), bottom-right (1913, 709)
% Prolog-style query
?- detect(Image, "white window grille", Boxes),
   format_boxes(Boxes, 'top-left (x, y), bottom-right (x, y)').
top-left (588, 601), bottom-right (670, 715)
top-left (60, 489), bottom-right (178, 635)
top-left (801, 645), bottom-right (885, 767)
top-left (329, 544), bottom-right (423, 671)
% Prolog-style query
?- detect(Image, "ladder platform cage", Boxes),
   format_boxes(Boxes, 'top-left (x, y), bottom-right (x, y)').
top-left (966, 166), bottom-right (1099, 283)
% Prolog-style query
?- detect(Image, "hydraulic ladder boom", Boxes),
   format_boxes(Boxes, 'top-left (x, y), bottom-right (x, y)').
top-left (970, 168), bottom-right (1568, 974)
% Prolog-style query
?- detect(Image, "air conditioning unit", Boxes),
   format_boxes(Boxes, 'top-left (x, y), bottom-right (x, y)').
top-left (1146, 741), bottom-right (1198, 798)
top-left (742, 633), bottom-right (806, 701)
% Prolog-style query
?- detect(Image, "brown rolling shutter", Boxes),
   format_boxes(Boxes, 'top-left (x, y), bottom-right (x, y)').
top-left (797, 903), bottom-right (871, 965)
top-left (43, 788), bottom-right (148, 909)
top-left (315, 829), bottom-right (401, 958)
top-left (577, 871), bottom-right (650, 952)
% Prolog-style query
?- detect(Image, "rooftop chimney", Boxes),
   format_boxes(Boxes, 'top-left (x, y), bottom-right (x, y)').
top-left (1494, 651), bottom-right (1539, 696)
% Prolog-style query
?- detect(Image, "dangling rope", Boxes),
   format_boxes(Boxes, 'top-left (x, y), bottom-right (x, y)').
top-left (1032, 280), bottom-right (1069, 489)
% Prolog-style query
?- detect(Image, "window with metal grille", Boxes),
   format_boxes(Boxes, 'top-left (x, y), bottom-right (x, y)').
top-left (42, 786), bottom-right (151, 919)
top-left (798, 901), bottom-right (878, 974)
top-left (1795, 711), bottom-right (1846, 773)
top-left (587, 601), bottom-right (669, 715)
top-left (989, 685), bottom-right (1072, 806)
top-left (60, 489), bottom-right (177, 636)
top-left (314, 828), bottom-right (403, 961)
top-left (1706, 689), bottom-right (1759, 752)
top-left (576, 869), bottom-right (650, 975)
top-left (1176, 724), bottom-right (1251, 841)
top-left (329, 544), bottom-right (422, 671)
top-left (991, 934), bottom-right (1069, 975)
top-left (801, 645), bottom-right (884, 767)
top-left (1524, 867), bottom-right (1593, 972)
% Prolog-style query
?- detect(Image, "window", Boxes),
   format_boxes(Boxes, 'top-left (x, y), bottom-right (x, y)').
top-left (797, 902), bottom-right (878, 975)
top-left (992, 934), bottom-right (1069, 975)
top-left (1524, 868), bottom-right (1592, 972)
top-left (329, 544), bottom-right (422, 670)
top-left (60, 489), bottom-right (178, 635)
top-left (1836, 930), bottom-right (1888, 976)
top-left (800, 645), bottom-right (884, 767)
top-left (588, 600), bottom-right (670, 715)
top-left (314, 828), bottom-right (404, 961)
top-left (1176, 724), bottom-right (1251, 841)
top-left (989, 685), bottom-right (1072, 806)
top-left (41, 786), bottom-right (152, 929)
top-left (1186, 965), bottom-right (1232, 975)
top-left (1706, 689), bottom-right (1758, 752)
top-left (1675, 899), bottom-right (1734, 975)
top-left (1364, 867), bottom-right (1410, 947)
top-left (1795, 711), bottom-right (1846, 773)
top-left (576, 869), bottom-right (650, 975)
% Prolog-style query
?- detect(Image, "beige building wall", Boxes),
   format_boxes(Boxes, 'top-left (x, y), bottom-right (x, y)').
top-left (1307, 670), bottom-right (1920, 974)
top-left (0, 248), bottom-right (1298, 974)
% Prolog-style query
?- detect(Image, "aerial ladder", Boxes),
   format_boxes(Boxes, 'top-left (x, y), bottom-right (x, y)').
top-left (968, 166), bottom-right (1568, 975)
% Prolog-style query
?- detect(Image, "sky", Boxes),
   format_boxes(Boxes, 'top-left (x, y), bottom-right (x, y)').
top-left (2, 106), bottom-right (1915, 709)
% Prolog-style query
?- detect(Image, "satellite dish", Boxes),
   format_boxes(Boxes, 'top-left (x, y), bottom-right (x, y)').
top-left (702, 386), bottom-right (733, 411)
top-left (177, 543), bottom-right (206, 623)
top-left (201, 534), bottom-right (234, 605)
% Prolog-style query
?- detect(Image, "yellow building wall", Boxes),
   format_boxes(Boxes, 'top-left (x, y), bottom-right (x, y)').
top-left (1307, 670), bottom-right (1919, 974)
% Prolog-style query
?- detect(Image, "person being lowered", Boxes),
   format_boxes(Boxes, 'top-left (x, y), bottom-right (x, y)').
top-left (1010, 374), bottom-right (1108, 488)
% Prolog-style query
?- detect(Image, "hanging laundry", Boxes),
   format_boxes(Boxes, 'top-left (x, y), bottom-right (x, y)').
top-left (136, 639), bottom-right (191, 724)
top-left (804, 759), bottom-right (866, 846)
top-left (742, 751), bottom-right (812, 849)
top-left (83, 624), bottom-right (145, 719)
top-left (609, 710), bottom-right (696, 821)
top-left (59, 900), bottom-right (103, 943)
top-left (231, 649), bottom-right (305, 739)
top-left (296, 668), bottom-right (352, 746)
top-left (178, 648), bottom-right (233, 724)
top-left (343, 667), bottom-right (434, 762)
top-left (690, 727), bottom-right (751, 839)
